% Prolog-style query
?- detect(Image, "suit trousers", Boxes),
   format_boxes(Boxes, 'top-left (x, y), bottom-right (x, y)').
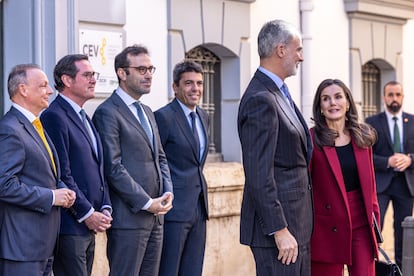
top-left (251, 243), bottom-right (310, 276)
top-left (159, 197), bottom-right (207, 276)
top-left (0, 257), bottom-right (53, 276)
top-left (311, 190), bottom-right (375, 276)
top-left (377, 172), bottom-right (414, 269)
top-left (53, 233), bottom-right (95, 276)
top-left (107, 219), bottom-right (163, 276)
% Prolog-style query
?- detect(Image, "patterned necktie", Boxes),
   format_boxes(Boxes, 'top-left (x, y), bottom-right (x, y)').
top-left (32, 118), bottom-right (56, 175)
top-left (393, 116), bottom-right (402, 153)
top-left (80, 109), bottom-right (98, 156)
top-left (133, 102), bottom-right (153, 147)
top-left (190, 112), bottom-right (200, 160)
top-left (281, 83), bottom-right (294, 109)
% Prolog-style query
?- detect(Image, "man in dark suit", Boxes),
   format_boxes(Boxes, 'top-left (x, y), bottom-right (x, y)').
top-left (40, 54), bottom-right (112, 276)
top-left (0, 64), bottom-right (76, 276)
top-left (365, 80), bottom-right (414, 269)
top-left (93, 45), bottom-right (173, 276)
top-left (155, 61), bottom-right (209, 276)
top-left (237, 20), bottom-right (313, 276)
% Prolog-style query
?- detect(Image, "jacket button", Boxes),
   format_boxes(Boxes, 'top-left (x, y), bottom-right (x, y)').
top-left (332, 227), bottom-right (337, 232)
top-left (325, 204), bottom-right (331, 210)
top-left (100, 186), bottom-right (104, 192)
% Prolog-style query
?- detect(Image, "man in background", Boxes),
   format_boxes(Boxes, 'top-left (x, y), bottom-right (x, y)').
top-left (365, 80), bottom-right (414, 269)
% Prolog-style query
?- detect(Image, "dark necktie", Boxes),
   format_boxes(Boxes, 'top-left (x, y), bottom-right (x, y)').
top-left (393, 116), bottom-right (401, 153)
top-left (80, 109), bottom-right (98, 156)
top-left (190, 112), bottom-right (200, 160)
top-left (281, 83), bottom-right (294, 109)
top-left (134, 102), bottom-right (153, 147)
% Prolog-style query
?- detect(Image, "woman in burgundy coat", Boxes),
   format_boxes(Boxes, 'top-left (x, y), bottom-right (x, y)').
top-left (310, 79), bottom-right (380, 276)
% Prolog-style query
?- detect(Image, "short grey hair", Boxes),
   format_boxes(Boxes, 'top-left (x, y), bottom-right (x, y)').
top-left (257, 19), bottom-right (301, 59)
top-left (7, 64), bottom-right (40, 98)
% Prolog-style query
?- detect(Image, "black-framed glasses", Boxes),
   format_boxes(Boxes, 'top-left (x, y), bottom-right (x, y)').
top-left (124, 66), bottom-right (156, 75)
top-left (81, 71), bottom-right (100, 81)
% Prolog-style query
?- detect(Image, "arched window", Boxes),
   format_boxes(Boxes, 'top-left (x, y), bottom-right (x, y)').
top-left (186, 46), bottom-right (222, 161)
top-left (362, 62), bottom-right (381, 119)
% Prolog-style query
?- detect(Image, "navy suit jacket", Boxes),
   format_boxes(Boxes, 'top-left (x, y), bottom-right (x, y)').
top-left (238, 70), bottom-right (313, 248)
top-left (92, 91), bottom-right (173, 229)
top-left (365, 111), bottom-right (414, 195)
top-left (155, 98), bottom-right (209, 221)
top-left (0, 107), bottom-right (62, 261)
top-left (41, 95), bottom-right (111, 235)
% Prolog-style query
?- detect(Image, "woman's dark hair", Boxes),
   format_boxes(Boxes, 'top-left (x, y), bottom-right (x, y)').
top-left (311, 78), bottom-right (377, 149)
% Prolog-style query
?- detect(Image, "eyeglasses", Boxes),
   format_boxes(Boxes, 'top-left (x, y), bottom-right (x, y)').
top-left (124, 66), bottom-right (156, 75)
top-left (81, 71), bottom-right (100, 81)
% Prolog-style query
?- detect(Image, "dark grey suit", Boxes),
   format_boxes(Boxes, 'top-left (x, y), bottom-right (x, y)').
top-left (237, 70), bottom-right (313, 275)
top-left (0, 107), bottom-right (62, 275)
top-left (92, 91), bottom-right (173, 276)
top-left (365, 111), bottom-right (414, 268)
top-left (155, 98), bottom-right (209, 276)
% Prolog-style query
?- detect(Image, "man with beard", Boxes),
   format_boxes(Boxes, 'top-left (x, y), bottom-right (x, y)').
top-left (366, 80), bottom-right (414, 270)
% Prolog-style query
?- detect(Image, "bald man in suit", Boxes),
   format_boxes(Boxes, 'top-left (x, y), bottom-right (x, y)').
top-left (238, 20), bottom-right (313, 276)
top-left (0, 64), bottom-right (75, 276)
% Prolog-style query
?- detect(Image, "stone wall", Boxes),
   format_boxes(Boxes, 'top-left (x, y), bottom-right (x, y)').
top-left (91, 162), bottom-right (255, 275)
top-left (90, 162), bottom-right (401, 275)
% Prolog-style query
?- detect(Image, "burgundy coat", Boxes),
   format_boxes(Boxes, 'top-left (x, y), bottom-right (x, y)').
top-left (310, 129), bottom-right (380, 264)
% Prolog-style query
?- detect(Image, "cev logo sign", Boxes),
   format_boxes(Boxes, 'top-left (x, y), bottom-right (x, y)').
top-left (82, 38), bottom-right (107, 65)
top-left (79, 29), bottom-right (123, 93)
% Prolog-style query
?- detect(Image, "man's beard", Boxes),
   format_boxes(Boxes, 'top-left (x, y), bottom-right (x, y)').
top-left (387, 102), bottom-right (402, 113)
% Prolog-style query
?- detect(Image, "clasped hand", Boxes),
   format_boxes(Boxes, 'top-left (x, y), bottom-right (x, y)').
top-left (147, 192), bottom-right (173, 216)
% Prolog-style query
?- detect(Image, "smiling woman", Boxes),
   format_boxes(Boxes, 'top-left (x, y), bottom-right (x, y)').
top-left (310, 79), bottom-right (379, 276)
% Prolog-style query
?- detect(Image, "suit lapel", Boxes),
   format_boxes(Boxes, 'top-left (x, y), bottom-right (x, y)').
top-left (254, 71), bottom-right (310, 158)
top-left (322, 146), bottom-right (348, 199)
top-left (352, 141), bottom-right (372, 212)
top-left (403, 112), bottom-right (410, 150)
top-left (197, 106), bottom-right (209, 163)
top-left (171, 99), bottom-right (200, 162)
top-left (12, 108), bottom-right (58, 178)
top-left (111, 93), bottom-right (153, 150)
top-left (378, 112), bottom-right (393, 150)
top-left (56, 96), bottom-right (99, 160)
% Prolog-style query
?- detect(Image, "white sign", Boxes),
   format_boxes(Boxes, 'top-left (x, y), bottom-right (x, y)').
top-left (79, 29), bottom-right (123, 93)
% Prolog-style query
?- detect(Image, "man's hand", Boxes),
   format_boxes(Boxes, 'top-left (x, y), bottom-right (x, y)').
top-left (388, 153), bottom-right (412, 172)
top-left (84, 211), bottom-right (112, 233)
top-left (53, 188), bottom-right (76, 208)
top-left (147, 192), bottom-right (173, 215)
top-left (274, 227), bottom-right (298, 265)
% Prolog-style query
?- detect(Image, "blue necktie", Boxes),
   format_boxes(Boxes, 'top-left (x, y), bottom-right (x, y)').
top-left (80, 109), bottom-right (98, 156)
top-left (134, 102), bottom-right (153, 148)
top-left (281, 84), bottom-right (294, 109)
top-left (190, 112), bottom-right (200, 160)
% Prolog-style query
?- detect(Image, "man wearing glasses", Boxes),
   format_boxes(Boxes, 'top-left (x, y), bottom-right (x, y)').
top-left (93, 45), bottom-right (173, 276)
top-left (41, 54), bottom-right (113, 276)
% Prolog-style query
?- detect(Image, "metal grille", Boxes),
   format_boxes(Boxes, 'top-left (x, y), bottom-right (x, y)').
top-left (362, 62), bottom-right (381, 118)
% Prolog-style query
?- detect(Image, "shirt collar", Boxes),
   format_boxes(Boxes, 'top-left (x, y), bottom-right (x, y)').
top-left (176, 98), bottom-right (195, 117)
top-left (59, 93), bottom-right (82, 114)
top-left (116, 87), bottom-right (137, 106)
top-left (258, 66), bottom-right (284, 90)
top-left (12, 103), bottom-right (37, 122)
